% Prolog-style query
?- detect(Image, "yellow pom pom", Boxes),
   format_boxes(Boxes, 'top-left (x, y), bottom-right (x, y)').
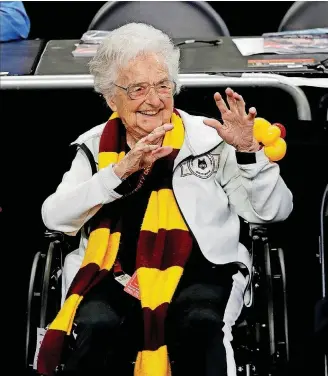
top-left (253, 117), bottom-right (271, 142)
top-left (261, 125), bottom-right (281, 146)
top-left (264, 138), bottom-right (287, 161)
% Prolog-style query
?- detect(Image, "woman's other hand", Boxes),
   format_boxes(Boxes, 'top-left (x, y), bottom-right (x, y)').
top-left (204, 88), bottom-right (260, 152)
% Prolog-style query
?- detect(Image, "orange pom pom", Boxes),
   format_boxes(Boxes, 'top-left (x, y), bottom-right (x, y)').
top-left (272, 123), bottom-right (286, 139)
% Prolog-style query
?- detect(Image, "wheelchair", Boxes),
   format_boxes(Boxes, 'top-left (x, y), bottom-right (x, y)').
top-left (26, 223), bottom-right (289, 376)
top-left (232, 224), bottom-right (289, 376)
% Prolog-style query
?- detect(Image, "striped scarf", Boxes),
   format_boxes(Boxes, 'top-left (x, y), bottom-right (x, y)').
top-left (37, 109), bottom-right (193, 376)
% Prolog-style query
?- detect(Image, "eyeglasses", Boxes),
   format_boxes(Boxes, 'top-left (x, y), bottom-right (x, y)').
top-left (114, 80), bottom-right (176, 100)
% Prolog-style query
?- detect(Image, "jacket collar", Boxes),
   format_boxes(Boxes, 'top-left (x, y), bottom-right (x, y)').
top-left (174, 109), bottom-right (224, 170)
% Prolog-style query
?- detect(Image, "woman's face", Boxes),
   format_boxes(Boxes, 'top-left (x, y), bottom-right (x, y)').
top-left (107, 53), bottom-right (174, 141)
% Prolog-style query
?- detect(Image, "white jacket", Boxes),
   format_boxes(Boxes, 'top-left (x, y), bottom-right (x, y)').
top-left (42, 109), bottom-right (293, 298)
top-left (42, 109), bottom-right (293, 376)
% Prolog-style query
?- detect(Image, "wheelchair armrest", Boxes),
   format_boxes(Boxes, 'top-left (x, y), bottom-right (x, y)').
top-left (248, 223), bottom-right (268, 241)
top-left (44, 229), bottom-right (65, 242)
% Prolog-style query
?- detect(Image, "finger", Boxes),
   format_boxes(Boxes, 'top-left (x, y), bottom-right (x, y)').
top-left (214, 92), bottom-right (229, 115)
top-left (203, 117), bottom-right (223, 132)
top-left (146, 129), bottom-right (165, 143)
top-left (247, 107), bottom-right (257, 121)
top-left (138, 134), bottom-right (150, 145)
top-left (144, 123), bottom-right (174, 143)
top-left (151, 123), bottom-right (174, 136)
top-left (161, 123), bottom-right (174, 131)
top-left (139, 144), bottom-right (160, 153)
top-left (233, 92), bottom-right (246, 116)
top-left (151, 146), bottom-right (173, 159)
top-left (225, 87), bottom-right (238, 112)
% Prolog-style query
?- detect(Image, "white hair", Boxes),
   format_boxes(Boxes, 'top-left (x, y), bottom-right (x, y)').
top-left (89, 23), bottom-right (181, 98)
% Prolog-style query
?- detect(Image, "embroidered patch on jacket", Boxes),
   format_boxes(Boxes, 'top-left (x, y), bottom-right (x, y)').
top-left (180, 154), bottom-right (220, 179)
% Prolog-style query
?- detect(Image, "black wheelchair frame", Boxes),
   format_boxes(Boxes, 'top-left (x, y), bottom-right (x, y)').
top-left (233, 225), bottom-right (289, 376)
top-left (25, 224), bottom-right (289, 376)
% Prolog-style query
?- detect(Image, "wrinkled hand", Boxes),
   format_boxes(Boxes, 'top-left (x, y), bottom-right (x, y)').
top-left (203, 88), bottom-right (260, 152)
top-left (113, 124), bottom-right (173, 179)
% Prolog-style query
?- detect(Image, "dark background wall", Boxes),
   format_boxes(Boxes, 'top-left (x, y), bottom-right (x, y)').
top-left (23, 1), bottom-right (295, 39)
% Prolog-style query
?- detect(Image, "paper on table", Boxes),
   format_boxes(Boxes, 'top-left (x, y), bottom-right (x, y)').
top-left (232, 38), bottom-right (264, 56)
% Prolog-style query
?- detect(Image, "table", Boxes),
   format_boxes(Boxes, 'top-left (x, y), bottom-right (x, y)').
top-left (0, 39), bottom-right (45, 76)
top-left (33, 39), bottom-right (328, 76)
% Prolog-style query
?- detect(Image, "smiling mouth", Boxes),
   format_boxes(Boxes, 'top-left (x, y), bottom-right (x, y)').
top-left (138, 110), bottom-right (161, 116)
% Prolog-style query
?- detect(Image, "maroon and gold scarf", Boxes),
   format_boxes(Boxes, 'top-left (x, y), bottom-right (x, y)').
top-left (37, 109), bottom-right (193, 375)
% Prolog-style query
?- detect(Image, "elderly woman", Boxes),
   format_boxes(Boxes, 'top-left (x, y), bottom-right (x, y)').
top-left (37, 23), bottom-right (293, 376)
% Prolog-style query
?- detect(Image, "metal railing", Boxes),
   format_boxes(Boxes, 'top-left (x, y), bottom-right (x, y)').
top-left (0, 73), bottom-right (312, 120)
